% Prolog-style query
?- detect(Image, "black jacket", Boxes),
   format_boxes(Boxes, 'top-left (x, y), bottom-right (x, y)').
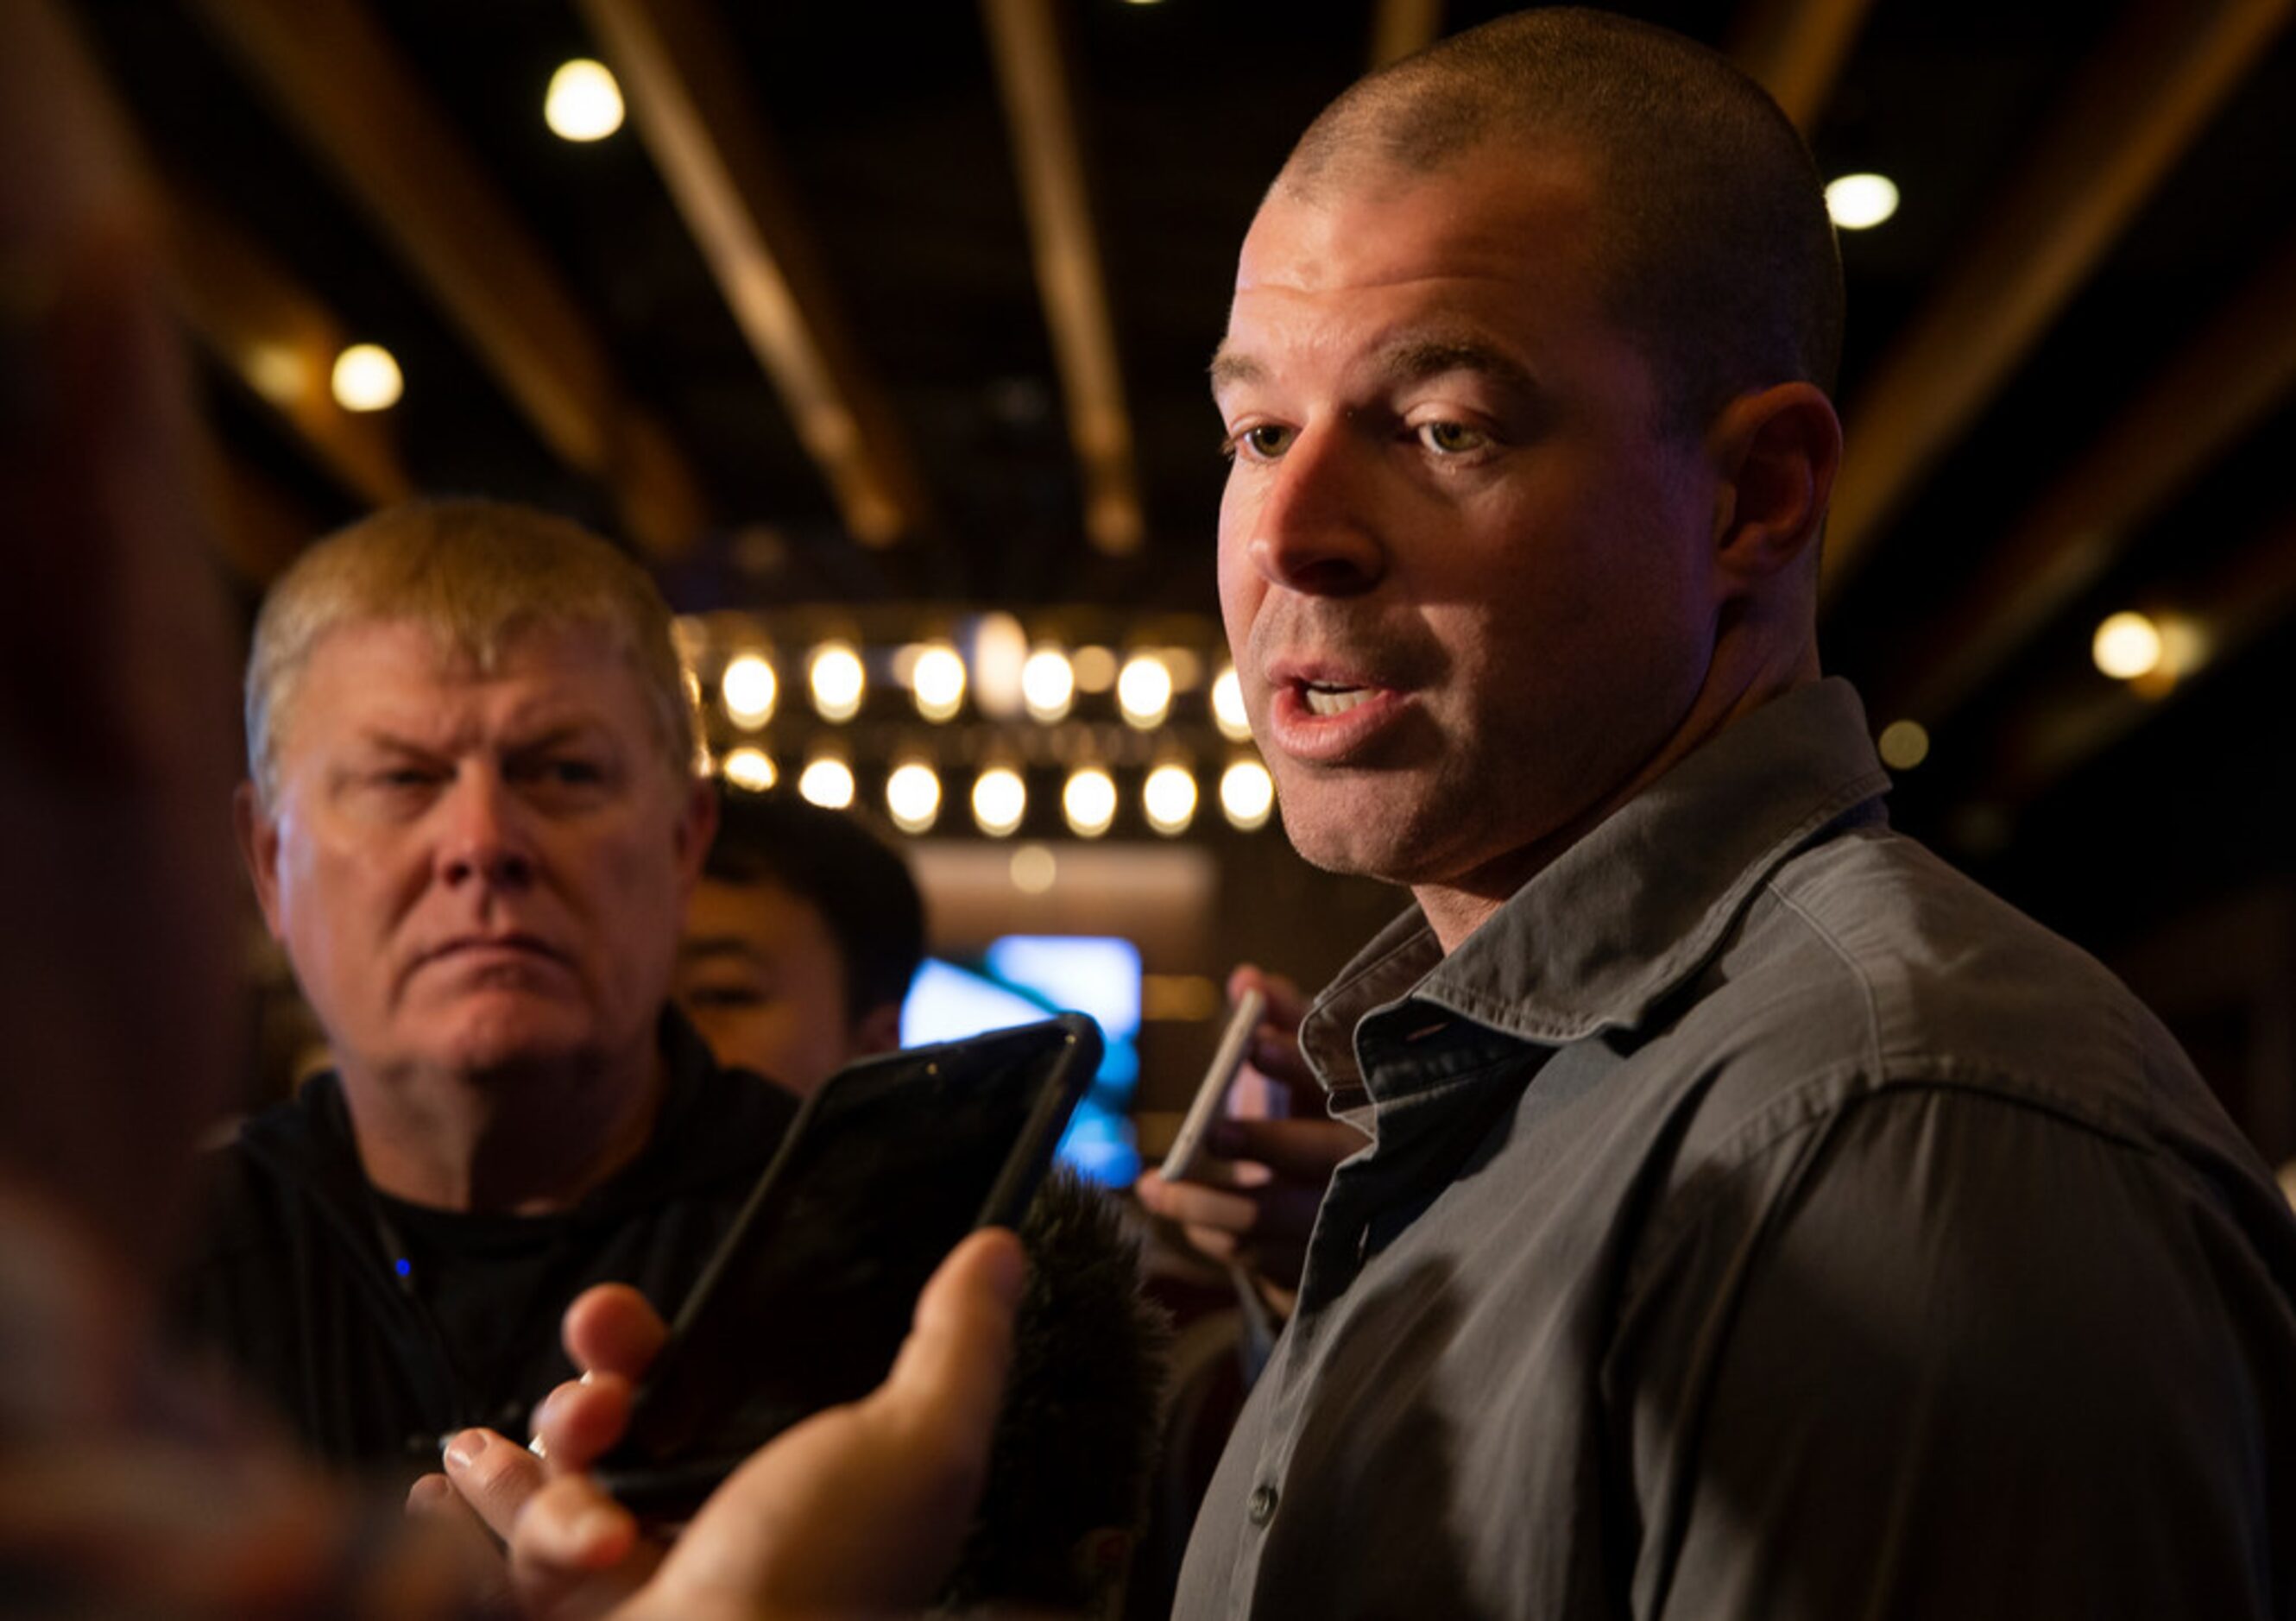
top-left (167, 1012), bottom-right (798, 1486)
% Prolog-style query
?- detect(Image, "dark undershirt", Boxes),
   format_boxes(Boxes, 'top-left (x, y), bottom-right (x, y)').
top-left (373, 1193), bottom-right (588, 1438)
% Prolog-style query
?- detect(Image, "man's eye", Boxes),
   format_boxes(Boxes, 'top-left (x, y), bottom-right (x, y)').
top-left (1222, 424), bottom-right (1296, 463)
top-left (1416, 420), bottom-right (1491, 455)
top-left (517, 756), bottom-right (608, 791)
top-left (683, 984), bottom-right (765, 1009)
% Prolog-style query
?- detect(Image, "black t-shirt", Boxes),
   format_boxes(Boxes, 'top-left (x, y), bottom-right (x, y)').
top-left (168, 1013), bottom-right (800, 1487)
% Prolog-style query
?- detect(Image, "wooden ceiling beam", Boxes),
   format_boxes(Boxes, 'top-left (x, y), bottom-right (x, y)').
top-left (1728, 0), bottom-right (1873, 133)
top-left (1820, 0), bottom-right (2290, 603)
top-left (189, 0), bottom-right (707, 557)
top-left (160, 183), bottom-right (410, 514)
top-left (1878, 218), bottom-right (2296, 729)
top-left (576, 0), bottom-right (929, 549)
top-left (187, 432), bottom-right (328, 588)
top-left (1369, 0), bottom-right (1445, 69)
top-left (981, 0), bottom-right (1143, 558)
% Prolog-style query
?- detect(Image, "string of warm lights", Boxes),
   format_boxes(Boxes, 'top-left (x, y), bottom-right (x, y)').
top-left (684, 612), bottom-right (1277, 839)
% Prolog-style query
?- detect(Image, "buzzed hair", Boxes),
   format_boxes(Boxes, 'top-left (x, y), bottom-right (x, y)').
top-left (1284, 7), bottom-right (1843, 431)
top-left (243, 498), bottom-right (697, 804)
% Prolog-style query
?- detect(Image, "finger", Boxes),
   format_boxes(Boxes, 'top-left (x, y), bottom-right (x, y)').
top-left (529, 1371), bottom-right (637, 1478)
top-left (1143, 1168), bottom-right (1326, 1280)
top-left (637, 1227), bottom-right (1026, 1616)
top-left (439, 1427), bottom-right (545, 1544)
top-left (877, 1227), bottom-right (1025, 1432)
top-left (1139, 1170), bottom-right (1274, 1242)
top-left (506, 1473), bottom-right (641, 1575)
top-left (560, 1284), bottom-right (668, 1380)
top-left (405, 1472), bottom-right (514, 1605)
top-left (1207, 1116), bottom-right (1366, 1181)
top-left (1226, 963), bottom-right (1309, 1032)
top-left (1225, 966), bottom-right (1319, 1096)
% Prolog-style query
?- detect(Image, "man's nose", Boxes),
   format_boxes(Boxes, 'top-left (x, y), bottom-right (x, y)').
top-left (436, 769), bottom-right (537, 888)
top-left (1246, 426), bottom-right (1386, 596)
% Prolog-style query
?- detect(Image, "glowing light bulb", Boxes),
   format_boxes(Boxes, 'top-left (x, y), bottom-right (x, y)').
top-left (1063, 767), bottom-right (1118, 838)
top-left (1118, 653), bottom-right (1174, 729)
top-left (721, 654), bottom-right (778, 728)
top-left (1010, 844), bottom-right (1057, 893)
top-left (1220, 759), bottom-right (1276, 829)
top-left (1877, 720), bottom-right (1930, 772)
top-left (911, 644), bottom-right (966, 722)
top-left (886, 763), bottom-right (942, 833)
top-left (721, 747), bottom-right (775, 792)
top-left (331, 344), bottom-right (402, 412)
top-left (1142, 763), bottom-right (1197, 835)
top-left (2092, 612), bottom-right (2163, 680)
top-left (1211, 665), bottom-right (1251, 741)
top-left (809, 641), bottom-right (865, 722)
top-left (1072, 645), bottom-right (1118, 693)
top-left (1022, 647), bottom-right (1075, 722)
top-left (798, 757), bottom-right (855, 809)
top-left (1826, 173), bottom-right (1899, 230)
top-left (973, 767), bottom-right (1027, 837)
top-left (545, 60), bottom-right (624, 142)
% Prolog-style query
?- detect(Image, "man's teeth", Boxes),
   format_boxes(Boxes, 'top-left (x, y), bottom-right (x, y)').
top-left (1303, 685), bottom-right (1373, 716)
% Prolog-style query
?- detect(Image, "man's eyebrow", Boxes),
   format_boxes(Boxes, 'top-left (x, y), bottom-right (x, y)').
top-left (1372, 337), bottom-right (1536, 392)
top-left (1208, 345), bottom-right (1263, 394)
top-left (502, 721), bottom-right (611, 754)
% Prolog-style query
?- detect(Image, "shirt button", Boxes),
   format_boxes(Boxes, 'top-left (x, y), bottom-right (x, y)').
top-left (1247, 1484), bottom-right (1279, 1525)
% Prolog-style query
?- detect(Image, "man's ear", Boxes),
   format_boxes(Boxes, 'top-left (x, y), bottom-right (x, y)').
top-left (852, 1000), bottom-right (904, 1058)
top-left (1705, 381), bottom-right (1841, 585)
top-left (232, 780), bottom-right (287, 941)
top-left (675, 775), bottom-right (720, 891)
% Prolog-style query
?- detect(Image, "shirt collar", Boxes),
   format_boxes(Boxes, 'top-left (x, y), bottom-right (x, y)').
top-left (1298, 678), bottom-right (1891, 1098)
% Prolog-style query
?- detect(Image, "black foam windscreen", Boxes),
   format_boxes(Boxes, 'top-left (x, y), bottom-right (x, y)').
top-left (942, 1170), bottom-right (1172, 1611)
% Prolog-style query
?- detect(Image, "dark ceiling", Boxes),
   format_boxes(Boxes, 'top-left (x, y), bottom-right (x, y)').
top-left (71, 0), bottom-right (2296, 1068)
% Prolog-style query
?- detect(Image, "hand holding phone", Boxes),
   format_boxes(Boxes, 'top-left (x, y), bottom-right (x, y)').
top-left (596, 1014), bottom-right (1100, 1517)
top-left (1138, 967), bottom-right (1367, 1301)
top-left (1159, 987), bottom-right (1265, 1184)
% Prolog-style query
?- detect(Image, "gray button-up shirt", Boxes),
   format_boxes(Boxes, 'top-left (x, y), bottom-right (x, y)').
top-left (1176, 678), bottom-right (2296, 1619)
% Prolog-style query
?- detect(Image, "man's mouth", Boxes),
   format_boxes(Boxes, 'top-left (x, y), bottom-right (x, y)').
top-left (1301, 683), bottom-right (1377, 717)
top-left (420, 934), bottom-right (565, 970)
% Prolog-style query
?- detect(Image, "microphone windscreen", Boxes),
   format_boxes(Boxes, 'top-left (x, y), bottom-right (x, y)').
top-left (941, 1168), bottom-right (1171, 1611)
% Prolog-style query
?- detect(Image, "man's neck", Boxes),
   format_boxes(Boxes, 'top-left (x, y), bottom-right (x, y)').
top-left (336, 1040), bottom-right (670, 1216)
top-left (1416, 663), bottom-right (1820, 955)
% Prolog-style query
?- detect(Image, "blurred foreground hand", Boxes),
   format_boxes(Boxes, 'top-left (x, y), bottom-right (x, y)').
top-left (413, 1227), bottom-right (1027, 1621)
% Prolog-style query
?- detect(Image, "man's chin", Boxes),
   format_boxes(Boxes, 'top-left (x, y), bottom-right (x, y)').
top-left (413, 1000), bottom-right (607, 1083)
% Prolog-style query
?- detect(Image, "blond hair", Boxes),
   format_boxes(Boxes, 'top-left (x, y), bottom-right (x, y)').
top-left (245, 499), bottom-right (694, 804)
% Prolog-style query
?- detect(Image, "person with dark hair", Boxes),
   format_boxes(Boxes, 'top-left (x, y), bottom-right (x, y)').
top-left (1126, 9), bottom-right (2296, 1618)
top-left (672, 789), bottom-right (1165, 1608)
top-left (678, 791), bottom-right (925, 1096)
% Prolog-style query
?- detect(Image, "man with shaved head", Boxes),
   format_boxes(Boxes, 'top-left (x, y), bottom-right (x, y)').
top-left (1139, 9), bottom-right (2296, 1617)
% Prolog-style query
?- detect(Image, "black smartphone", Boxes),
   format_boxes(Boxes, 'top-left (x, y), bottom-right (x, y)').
top-left (596, 1012), bottom-right (1102, 1517)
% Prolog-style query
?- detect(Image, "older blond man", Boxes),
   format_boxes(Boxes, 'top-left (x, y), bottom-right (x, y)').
top-left (174, 499), bottom-right (802, 1473)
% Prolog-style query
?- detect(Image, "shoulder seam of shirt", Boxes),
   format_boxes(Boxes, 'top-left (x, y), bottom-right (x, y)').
top-left (1763, 874), bottom-right (1887, 1079)
top-left (1626, 1061), bottom-right (2179, 1314)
